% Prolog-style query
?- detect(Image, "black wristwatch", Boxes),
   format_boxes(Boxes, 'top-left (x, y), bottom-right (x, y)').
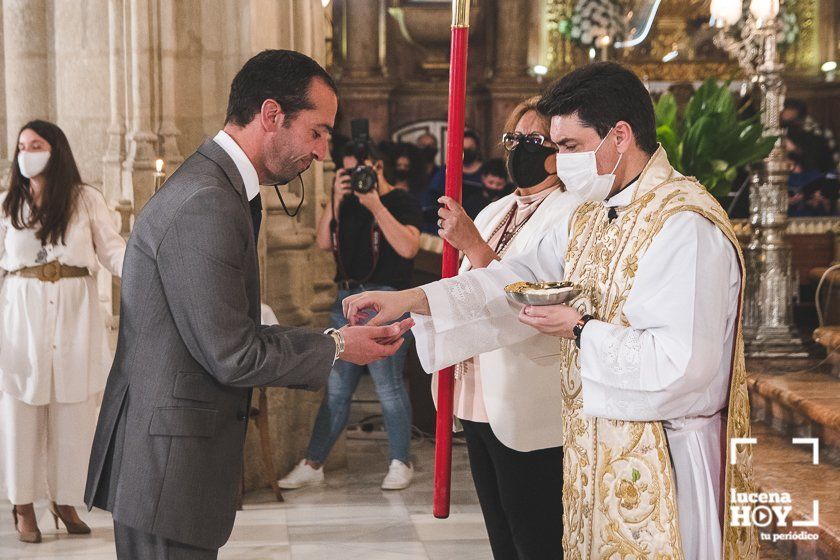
top-left (573, 314), bottom-right (593, 348)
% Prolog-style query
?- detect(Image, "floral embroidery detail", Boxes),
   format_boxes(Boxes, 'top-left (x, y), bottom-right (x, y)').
top-left (35, 247), bottom-right (48, 264)
top-left (603, 328), bottom-right (642, 388)
top-left (622, 255), bottom-right (638, 278)
top-left (616, 469), bottom-right (647, 510)
top-left (444, 275), bottom-right (486, 323)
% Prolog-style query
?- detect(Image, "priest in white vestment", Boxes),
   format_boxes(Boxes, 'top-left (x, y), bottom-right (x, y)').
top-left (345, 62), bottom-right (759, 560)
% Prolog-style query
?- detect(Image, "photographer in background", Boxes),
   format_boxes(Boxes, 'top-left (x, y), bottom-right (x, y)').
top-left (279, 119), bottom-right (422, 491)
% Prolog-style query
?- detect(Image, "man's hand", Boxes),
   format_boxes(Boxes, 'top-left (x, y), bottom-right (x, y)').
top-left (517, 304), bottom-right (582, 339)
top-left (333, 169), bottom-right (353, 212)
top-left (354, 185), bottom-right (384, 213)
top-left (338, 318), bottom-right (415, 365)
top-left (343, 288), bottom-right (428, 327)
top-left (437, 196), bottom-right (484, 253)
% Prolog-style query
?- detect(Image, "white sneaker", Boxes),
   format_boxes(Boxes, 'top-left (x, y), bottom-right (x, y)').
top-left (277, 459), bottom-right (325, 489)
top-left (381, 460), bottom-right (413, 490)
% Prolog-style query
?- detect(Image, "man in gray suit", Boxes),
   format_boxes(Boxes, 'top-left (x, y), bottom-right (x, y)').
top-left (85, 50), bottom-right (412, 559)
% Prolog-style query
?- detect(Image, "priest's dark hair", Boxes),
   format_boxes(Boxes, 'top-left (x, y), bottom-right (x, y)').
top-left (537, 62), bottom-right (658, 155)
top-left (2, 120), bottom-right (84, 245)
top-left (225, 49), bottom-right (337, 127)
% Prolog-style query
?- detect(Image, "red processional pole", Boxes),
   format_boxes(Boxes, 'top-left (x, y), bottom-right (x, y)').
top-left (433, 0), bottom-right (470, 520)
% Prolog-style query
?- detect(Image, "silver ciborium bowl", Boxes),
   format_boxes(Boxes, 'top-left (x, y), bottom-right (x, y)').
top-left (504, 281), bottom-right (581, 306)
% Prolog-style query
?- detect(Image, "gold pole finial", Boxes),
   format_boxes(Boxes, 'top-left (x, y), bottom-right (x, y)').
top-left (452, 0), bottom-right (470, 27)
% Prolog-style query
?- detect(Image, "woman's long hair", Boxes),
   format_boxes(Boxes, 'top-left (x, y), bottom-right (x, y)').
top-left (2, 120), bottom-right (83, 245)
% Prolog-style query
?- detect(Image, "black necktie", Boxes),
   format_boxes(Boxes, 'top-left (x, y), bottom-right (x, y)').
top-left (249, 195), bottom-right (262, 242)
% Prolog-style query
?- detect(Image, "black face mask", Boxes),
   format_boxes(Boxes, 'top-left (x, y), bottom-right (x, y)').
top-left (394, 169), bottom-right (410, 182)
top-left (463, 148), bottom-right (479, 165)
top-left (420, 146), bottom-right (438, 164)
top-left (506, 142), bottom-right (554, 188)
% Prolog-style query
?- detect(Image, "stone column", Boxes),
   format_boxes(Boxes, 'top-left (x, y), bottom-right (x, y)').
top-left (344, 0), bottom-right (381, 79)
top-left (239, 0), bottom-right (346, 494)
top-left (103, 0), bottom-right (128, 203)
top-left (336, 0), bottom-right (390, 141)
top-left (123, 0), bottom-right (159, 212)
top-left (819, 0), bottom-right (838, 65)
top-left (106, 0), bottom-right (129, 318)
top-left (3, 0), bottom-right (50, 157)
top-left (493, 0), bottom-right (530, 81)
top-left (158, 0), bottom-right (183, 168)
top-left (487, 0), bottom-right (539, 157)
top-left (310, 158), bottom-right (337, 327)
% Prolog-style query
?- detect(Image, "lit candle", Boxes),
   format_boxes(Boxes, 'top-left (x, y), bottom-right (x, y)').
top-left (154, 158), bottom-right (166, 193)
top-left (749, 0), bottom-right (779, 24)
top-left (597, 35), bottom-right (611, 61)
top-left (710, 0), bottom-right (742, 27)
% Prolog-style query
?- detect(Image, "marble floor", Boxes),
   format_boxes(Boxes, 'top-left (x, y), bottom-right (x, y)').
top-left (0, 437), bottom-right (493, 559)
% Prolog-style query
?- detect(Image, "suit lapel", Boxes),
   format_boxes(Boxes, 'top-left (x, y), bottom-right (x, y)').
top-left (196, 137), bottom-right (260, 323)
top-left (197, 138), bottom-right (249, 206)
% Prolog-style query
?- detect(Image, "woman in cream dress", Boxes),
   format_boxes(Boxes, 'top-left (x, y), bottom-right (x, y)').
top-left (427, 98), bottom-right (580, 560)
top-left (0, 120), bottom-right (125, 543)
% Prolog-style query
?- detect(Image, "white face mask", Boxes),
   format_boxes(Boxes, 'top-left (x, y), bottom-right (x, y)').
top-left (554, 128), bottom-right (622, 202)
top-left (18, 150), bottom-right (51, 179)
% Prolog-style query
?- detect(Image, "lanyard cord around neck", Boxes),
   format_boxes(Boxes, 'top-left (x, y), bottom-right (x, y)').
top-left (462, 196), bottom-right (548, 273)
top-left (492, 196), bottom-right (549, 255)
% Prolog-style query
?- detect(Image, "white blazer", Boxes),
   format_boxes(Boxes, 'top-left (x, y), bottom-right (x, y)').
top-left (456, 187), bottom-right (580, 451)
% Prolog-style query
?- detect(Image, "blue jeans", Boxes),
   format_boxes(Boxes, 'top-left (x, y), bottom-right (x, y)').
top-left (306, 284), bottom-right (413, 464)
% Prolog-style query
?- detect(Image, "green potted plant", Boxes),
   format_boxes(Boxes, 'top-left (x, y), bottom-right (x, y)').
top-left (654, 78), bottom-right (777, 199)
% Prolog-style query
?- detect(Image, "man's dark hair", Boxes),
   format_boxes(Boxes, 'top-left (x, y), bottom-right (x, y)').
top-left (787, 125), bottom-right (834, 173)
top-left (225, 49), bottom-right (337, 127)
top-left (338, 138), bottom-right (384, 165)
top-left (783, 98), bottom-right (808, 120)
top-left (464, 129), bottom-right (481, 150)
top-left (482, 158), bottom-right (507, 180)
top-left (537, 62), bottom-right (658, 155)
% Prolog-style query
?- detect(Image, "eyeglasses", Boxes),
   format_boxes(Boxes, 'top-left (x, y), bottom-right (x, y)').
top-left (502, 132), bottom-right (557, 152)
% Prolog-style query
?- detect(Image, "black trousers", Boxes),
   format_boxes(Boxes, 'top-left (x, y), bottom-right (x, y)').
top-left (113, 521), bottom-right (218, 560)
top-left (461, 419), bottom-right (564, 560)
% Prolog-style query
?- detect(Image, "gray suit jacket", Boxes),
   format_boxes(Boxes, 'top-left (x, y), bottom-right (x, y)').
top-left (85, 139), bottom-right (334, 549)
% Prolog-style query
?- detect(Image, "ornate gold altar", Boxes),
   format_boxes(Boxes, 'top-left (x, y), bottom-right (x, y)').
top-left (544, 0), bottom-right (824, 82)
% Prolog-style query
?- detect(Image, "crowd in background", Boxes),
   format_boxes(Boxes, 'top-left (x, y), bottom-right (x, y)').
top-left (782, 99), bottom-right (840, 217)
top-left (329, 127), bottom-right (515, 235)
top-left (331, 97), bottom-right (840, 225)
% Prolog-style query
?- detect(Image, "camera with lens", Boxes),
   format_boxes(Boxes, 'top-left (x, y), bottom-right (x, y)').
top-left (347, 118), bottom-right (378, 194)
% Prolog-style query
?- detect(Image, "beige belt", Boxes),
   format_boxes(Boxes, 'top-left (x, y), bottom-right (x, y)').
top-left (10, 262), bottom-right (90, 283)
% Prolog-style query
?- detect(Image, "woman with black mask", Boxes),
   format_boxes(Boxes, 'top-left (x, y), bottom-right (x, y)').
top-left (415, 132), bottom-right (440, 184)
top-left (428, 97), bottom-right (582, 560)
top-left (390, 143), bottom-right (426, 204)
